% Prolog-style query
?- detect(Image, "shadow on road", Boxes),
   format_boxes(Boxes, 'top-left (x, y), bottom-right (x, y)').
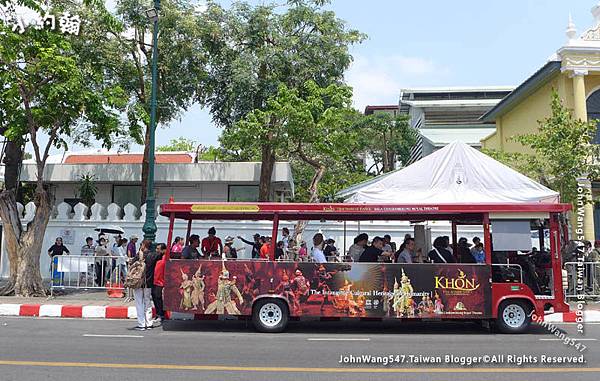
top-left (161, 318), bottom-right (554, 335)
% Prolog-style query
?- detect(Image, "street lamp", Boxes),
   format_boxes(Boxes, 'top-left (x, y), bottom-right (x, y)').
top-left (142, 0), bottom-right (161, 246)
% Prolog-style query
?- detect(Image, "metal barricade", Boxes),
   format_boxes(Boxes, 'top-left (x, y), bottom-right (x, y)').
top-left (564, 261), bottom-right (600, 300)
top-left (50, 255), bottom-right (128, 295)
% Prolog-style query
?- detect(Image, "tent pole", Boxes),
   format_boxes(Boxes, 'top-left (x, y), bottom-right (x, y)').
top-left (451, 220), bottom-right (458, 258)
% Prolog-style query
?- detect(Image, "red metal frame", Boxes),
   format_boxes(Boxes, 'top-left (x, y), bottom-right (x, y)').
top-left (161, 201), bottom-right (572, 320)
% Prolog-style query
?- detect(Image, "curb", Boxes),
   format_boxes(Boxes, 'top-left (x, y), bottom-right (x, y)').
top-left (1, 303), bottom-right (600, 322)
top-left (0, 304), bottom-right (143, 319)
top-left (544, 310), bottom-right (600, 323)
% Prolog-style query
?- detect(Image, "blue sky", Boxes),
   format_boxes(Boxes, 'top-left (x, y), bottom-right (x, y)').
top-left (42, 0), bottom-right (600, 153)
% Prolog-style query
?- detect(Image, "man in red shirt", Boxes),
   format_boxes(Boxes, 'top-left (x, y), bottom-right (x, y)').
top-left (152, 243), bottom-right (167, 324)
top-left (201, 227), bottom-right (223, 259)
top-left (260, 236), bottom-right (274, 261)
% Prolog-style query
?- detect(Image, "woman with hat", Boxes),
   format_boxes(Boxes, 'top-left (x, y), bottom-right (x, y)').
top-left (223, 236), bottom-right (238, 259)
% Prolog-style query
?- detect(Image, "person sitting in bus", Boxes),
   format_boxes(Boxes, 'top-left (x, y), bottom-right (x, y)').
top-left (182, 235), bottom-right (202, 259)
top-left (383, 235), bottom-right (396, 253)
top-left (298, 241), bottom-right (308, 261)
top-left (348, 233), bottom-right (368, 262)
top-left (311, 233), bottom-right (327, 263)
top-left (471, 242), bottom-right (485, 263)
top-left (275, 241), bottom-right (285, 260)
top-left (428, 237), bottom-right (455, 263)
top-left (358, 236), bottom-right (384, 262)
top-left (260, 236), bottom-right (273, 260)
top-left (223, 236), bottom-right (238, 259)
top-left (457, 237), bottom-right (476, 263)
top-left (395, 237), bottom-right (415, 263)
top-left (323, 237), bottom-right (338, 261)
top-left (470, 237), bottom-right (481, 255)
top-left (281, 227), bottom-right (290, 251)
top-left (170, 237), bottom-right (184, 259)
top-left (238, 233), bottom-right (261, 259)
top-left (201, 227), bottom-right (223, 259)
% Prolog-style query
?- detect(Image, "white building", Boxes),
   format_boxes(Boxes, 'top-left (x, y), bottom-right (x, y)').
top-left (19, 151), bottom-right (295, 209)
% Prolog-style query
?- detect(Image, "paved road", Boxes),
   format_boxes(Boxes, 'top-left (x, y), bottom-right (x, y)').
top-left (0, 317), bottom-right (598, 381)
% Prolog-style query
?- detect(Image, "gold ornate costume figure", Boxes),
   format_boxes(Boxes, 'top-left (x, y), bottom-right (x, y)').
top-left (392, 269), bottom-right (414, 317)
top-left (179, 269), bottom-right (194, 310)
top-left (191, 265), bottom-right (205, 311)
top-left (204, 262), bottom-right (244, 315)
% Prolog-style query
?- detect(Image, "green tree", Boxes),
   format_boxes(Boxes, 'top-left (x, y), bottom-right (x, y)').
top-left (76, 174), bottom-right (98, 208)
top-left (354, 113), bottom-right (416, 174)
top-left (86, 0), bottom-right (207, 204)
top-left (0, 1), bottom-right (128, 296)
top-left (199, 0), bottom-right (364, 200)
top-left (157, 137), bottom-right (197, 152)
top-left (484, 91), bottom-right (600, 206)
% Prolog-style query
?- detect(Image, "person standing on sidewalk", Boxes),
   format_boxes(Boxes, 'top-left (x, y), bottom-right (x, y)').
top-left (132, 239), bottom-right (153, 330)
top-left (152, 243), bottom-right (167, 325)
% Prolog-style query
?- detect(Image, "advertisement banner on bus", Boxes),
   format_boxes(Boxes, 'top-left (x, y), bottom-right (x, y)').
top-left (164, 260), bottom-right (491, 319)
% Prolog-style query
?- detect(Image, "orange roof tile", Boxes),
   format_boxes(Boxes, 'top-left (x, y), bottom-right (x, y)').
top-left (64, 153), bottom-right (193, 164)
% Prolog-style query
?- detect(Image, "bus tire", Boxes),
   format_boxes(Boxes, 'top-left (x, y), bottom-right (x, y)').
top-left (496, 300), bottom-right (531, 334)
top-left (252, 298), bottom-right (289, 333)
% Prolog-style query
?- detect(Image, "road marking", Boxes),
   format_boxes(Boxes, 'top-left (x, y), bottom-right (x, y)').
top-left (539, 338), bottom-right (597, 341)
top-left (82, 334), bottom-right (144, 338)
top-left (307, 338), bottom-right (370, 341)
top-left (0, 361), bottom-right (598, 373)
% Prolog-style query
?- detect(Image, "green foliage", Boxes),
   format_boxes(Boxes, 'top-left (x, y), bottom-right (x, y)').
top-left (354, 113), bottom-right (416, 174)
top-left (0, 1), bottom-right (128, 171)
top-left (198, 0), bottom-right (365, 129)
top-left (222, 80), bottom-right (368, 202)
top-left (76, 174), bottom-right (98, 207)
top-left (485, 91), bottom-right (600, 206)
top-left (157, 137), bottom-right (197, 152)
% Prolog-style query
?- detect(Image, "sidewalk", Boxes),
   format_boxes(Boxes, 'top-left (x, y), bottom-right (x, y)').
top-left (0, 289), bottom-right (138, 319)
top-left (1, 289), bottom-right (599, 322)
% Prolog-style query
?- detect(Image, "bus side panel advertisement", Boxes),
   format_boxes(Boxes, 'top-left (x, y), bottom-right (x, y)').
top-left (164, 261), bottom-right (491, 319)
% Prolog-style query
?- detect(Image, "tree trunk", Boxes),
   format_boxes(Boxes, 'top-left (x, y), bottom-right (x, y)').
top-left (140, 125), bottom-right (151, 205)
top-left (292, 164), bottom-right (326, 244)
top-left (0, 188), bottom-right (50, 296)
top-left (258, 145), bottom-right (275, 201)
top-left (3, 140), bottom-right (23, 191)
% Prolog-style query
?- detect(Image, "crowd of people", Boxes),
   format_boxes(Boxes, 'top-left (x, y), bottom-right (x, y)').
top-left (160, 226), bottom-right (487, 265)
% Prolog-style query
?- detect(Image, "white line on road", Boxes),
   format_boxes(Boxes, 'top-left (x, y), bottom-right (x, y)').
top-left (307, 338), bottom-right (370, 341)
top-left (82, 334), bottom-right (144, 338)
top-left (539, 338), bottom-right (597, 341)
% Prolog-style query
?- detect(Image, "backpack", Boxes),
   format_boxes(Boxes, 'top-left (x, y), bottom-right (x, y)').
top-left (124, 253), bottom-right (146, 289)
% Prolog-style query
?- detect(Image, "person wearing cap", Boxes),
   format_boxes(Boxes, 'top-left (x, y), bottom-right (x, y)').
top-left (323, 237), bottom-right (338, 261)
top-left (238, 233), bottom-right (261, 259)
top-left (223, 236), bottom-right (238, 259)
top-left (457, 237), bottom-right (476, 263)
top-left (201, 227), bottom-right (223, 259)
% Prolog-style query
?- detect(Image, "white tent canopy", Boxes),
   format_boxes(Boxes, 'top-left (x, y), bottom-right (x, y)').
top-left (343, 141), bottom-right (559, 204)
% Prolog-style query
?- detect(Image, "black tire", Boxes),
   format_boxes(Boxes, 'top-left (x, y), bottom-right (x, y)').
top-left (496, 300), bottom-right (532, 334)
top-left (252, 298), bottom-right (289, 333)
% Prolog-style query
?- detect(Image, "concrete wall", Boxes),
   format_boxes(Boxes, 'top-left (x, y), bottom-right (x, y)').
top-left (0, 201), bottom-right (483, 280)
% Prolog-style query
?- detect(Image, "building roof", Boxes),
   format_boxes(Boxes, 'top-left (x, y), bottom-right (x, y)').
top-left (400, 86), bottom-right (515, 94)
top-left (420, 127), bottom-right (496, 146)
top-left (402, 99), bottom-right (502, 108)
top-left (364, 105), bottom-right (399, 115)
top-left (63, 152), bottom-right (194, 164)
top-left (480, 61), bottom-right (562, 122)
top-left (20, 162), bottom-right (294, 191)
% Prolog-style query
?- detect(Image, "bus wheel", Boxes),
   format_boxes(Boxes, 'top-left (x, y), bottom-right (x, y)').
top-left (496, 300), bottom-right (531, 334)
top-left (252, 298), bottom-right (289, 333)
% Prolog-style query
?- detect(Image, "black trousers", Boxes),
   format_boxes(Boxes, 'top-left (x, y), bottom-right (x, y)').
top-left (151, 285), bottom-right (164, 318)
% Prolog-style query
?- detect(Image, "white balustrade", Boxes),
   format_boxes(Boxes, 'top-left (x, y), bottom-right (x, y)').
top-left (16, 202), bottom-right (24, 219)
top-left (24, 201), bottom-right (36, 221)
top-left (106, 203), bottom-right (122, 221)
top-left (140, 203), bottom-right (146, 221)
top-left (73, 203), bottom-right (88, 221)
top-left (123, 203), bottom-right (138, 221)
top-left (90, 203), bottom-right (105, 221)
top-left (56, 202), bottom-right (72, 220)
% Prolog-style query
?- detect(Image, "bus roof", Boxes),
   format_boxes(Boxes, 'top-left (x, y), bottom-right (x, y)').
top-left (159, 202), bottom-right (571, 221)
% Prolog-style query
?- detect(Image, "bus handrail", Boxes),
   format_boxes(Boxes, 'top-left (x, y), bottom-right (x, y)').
top-left (491, 263), bottom-right (523, 284)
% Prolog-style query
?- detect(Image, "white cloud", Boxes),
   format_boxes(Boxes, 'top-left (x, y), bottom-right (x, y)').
top-left (345, 54), bottom-right (449, 111)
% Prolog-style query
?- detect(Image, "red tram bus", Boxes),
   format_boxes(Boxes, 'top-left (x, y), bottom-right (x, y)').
top-left (160, 202), bottom-right (571, 333)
